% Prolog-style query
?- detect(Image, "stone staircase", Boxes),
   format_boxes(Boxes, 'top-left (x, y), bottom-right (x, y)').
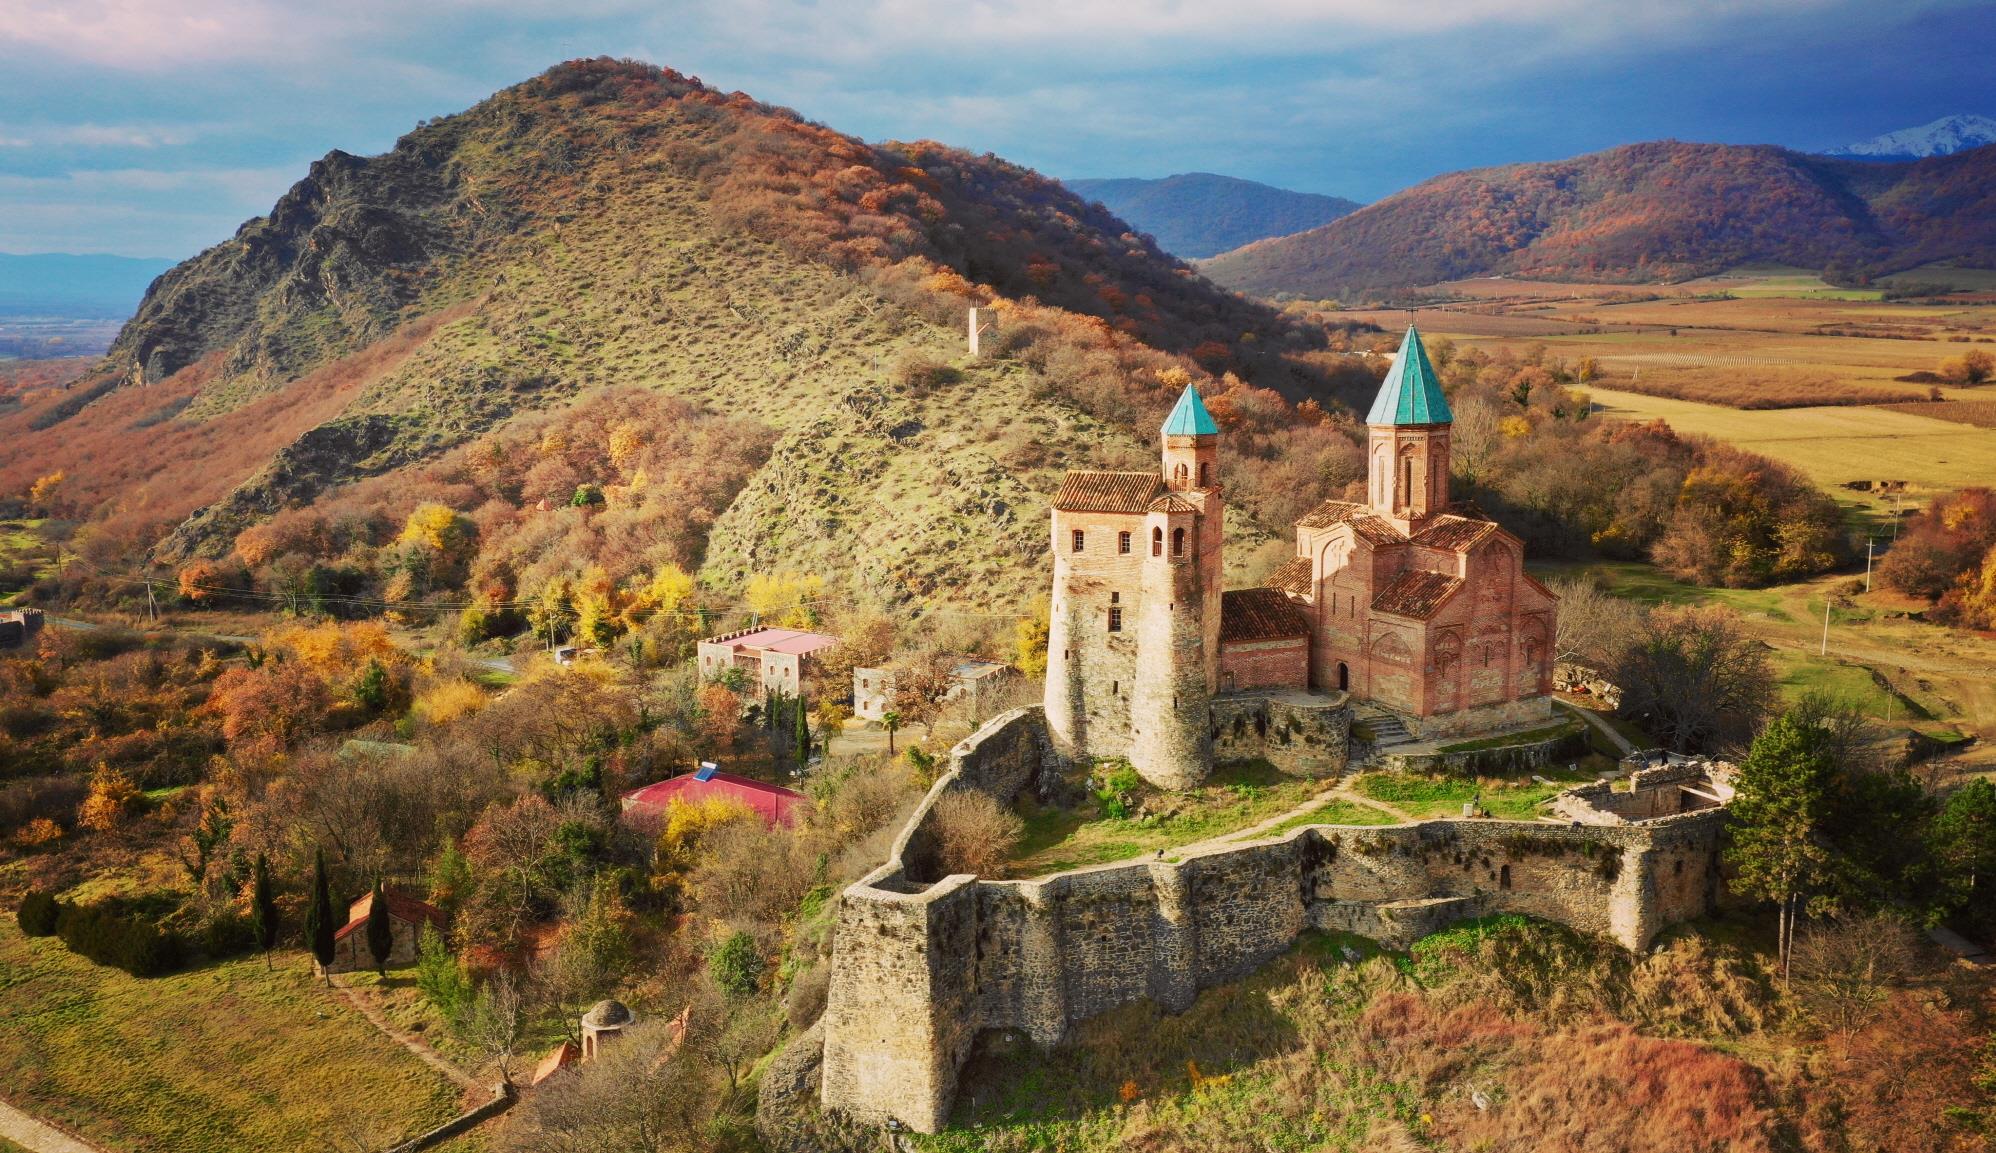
top-left (1362, 710), bottom-right (1414, 747)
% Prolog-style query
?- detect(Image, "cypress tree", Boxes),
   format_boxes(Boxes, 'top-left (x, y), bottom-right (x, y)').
top-left (249, 853), bottom-right (278, 970)
top-left (305, 847), bottom-right (337, 981)
top-left (365, 879), bottom-right (394, 975)
top-left (794, 695), bottom-right (810, 764)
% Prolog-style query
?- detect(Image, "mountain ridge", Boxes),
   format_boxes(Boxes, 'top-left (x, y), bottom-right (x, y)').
top-left (1824, 114), bottom-right (1996, 160)
top-left (1063, 172), bottom-right (1359, 259)
top-left (1202, 139), bottom-right (1996, 299)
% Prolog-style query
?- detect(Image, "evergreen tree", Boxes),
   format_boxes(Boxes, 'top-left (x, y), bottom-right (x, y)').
top-left (794, 693), bottom-right (810, 764)
top-left (1726, 710), bottom-right (1836, 981)
top-left (1931, 778), bottom-right (1996, 932)
top-left (365, 879), bottom-right (394, 975)
top-left (249, 853), bottom-right (277, 970)
top-left (305, 847), bottom-right (336, 981)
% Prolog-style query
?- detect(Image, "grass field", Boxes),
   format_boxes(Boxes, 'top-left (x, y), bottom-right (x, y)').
top-left (1005, 761), bottom-right (1332, 877)
top-left (1579, 386), bottom-right (1996, 513)
top-left (0, 922), bottom-right (470, 1152)
top-left (1352, 767), bottom-right (1594, 822)
top-left (1250, 797), bottom-right (1398, 838)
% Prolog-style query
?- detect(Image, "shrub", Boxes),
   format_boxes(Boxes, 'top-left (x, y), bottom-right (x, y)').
top-left (54, 899), bottom-right (185, 976)
top-left (11, 817), bottom-right (63, 849)
top-left (708, 930), bottom-right (765, 999)
top-left (17, 889), bottom-right (59, 936)
top-left (199, 909), bottom-right (257, 959)
top-left (416, 922), bottom-right (473, 1021)
top-left (929, 790), bottom-right (1025, 876)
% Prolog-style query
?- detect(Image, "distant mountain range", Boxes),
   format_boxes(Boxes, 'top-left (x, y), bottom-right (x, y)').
top-left (1063, 173), bottom-right (1359, 259)
top-left (1824, 114), bottom-right (1996, 161)
top-left (1201, 140), bottom-right (1996, 300)
top-left (0, 253), bottom-right (175, 318)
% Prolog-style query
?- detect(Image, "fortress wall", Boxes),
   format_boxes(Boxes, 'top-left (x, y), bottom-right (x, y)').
top-left (1220, 636), bottom-right (1309, 691)
top-left (1210, 692), bottom-right (1351, 779)
top-left (823, 705), bottom-right (1727, 1132)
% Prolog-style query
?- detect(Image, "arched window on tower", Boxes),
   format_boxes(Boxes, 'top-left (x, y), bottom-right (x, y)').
top-left (1173, 463), bottom-right (1188, 485)
top-left (1152, 527), bottom-right (1163, 557)
top-left (1198, 462), bottom-right (1210, 486)
top-left (1172, 527), bottom-right (1186, 557)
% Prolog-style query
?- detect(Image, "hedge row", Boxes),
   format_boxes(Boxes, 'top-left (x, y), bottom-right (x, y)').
top-left (16, 889), bottom-right (185, 977)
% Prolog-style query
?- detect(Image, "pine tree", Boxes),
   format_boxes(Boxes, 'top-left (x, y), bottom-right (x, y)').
top-left (305, 847), bottom-right (336, 981)
top-left (365, 879), bottom-right (394, 975)
top-left (1726, 711), bottom-right (1836, 982)
top-left (249, 853), bottom-right (278, 970)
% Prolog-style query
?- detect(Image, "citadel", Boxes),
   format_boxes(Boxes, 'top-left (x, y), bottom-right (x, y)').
top-left (796, 328), bottom-right (1735, 1134)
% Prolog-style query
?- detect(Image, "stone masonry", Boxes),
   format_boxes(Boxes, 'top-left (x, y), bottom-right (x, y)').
top-left (817, 708), bottom-right (1727, 1133)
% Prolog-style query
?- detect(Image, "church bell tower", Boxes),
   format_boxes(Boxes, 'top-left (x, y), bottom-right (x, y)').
top-left (1366, 325), bottom-right (1454, 533)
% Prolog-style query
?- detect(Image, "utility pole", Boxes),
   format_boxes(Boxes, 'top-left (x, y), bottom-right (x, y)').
top-left (1820, 594), bottom-right (1833, 657)
top-left (145, 575), bottom-right (158, 626)
top-left (1864, 537), bottom-right (1874, 592)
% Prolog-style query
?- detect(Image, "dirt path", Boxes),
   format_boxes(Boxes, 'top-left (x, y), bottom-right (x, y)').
top-left (1207, 784), bottom-right (1413, 849)
top-left (0, 1099), bottom-right (107, 1153)
top-left (329, 978), bottom-right (480, 1092)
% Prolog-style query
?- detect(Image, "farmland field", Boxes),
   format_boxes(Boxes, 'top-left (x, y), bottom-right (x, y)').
top-left (1875, 399), bottom-right (1996, 428)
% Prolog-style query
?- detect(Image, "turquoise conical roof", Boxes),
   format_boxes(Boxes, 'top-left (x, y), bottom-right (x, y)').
top-left (1366, 326), bottom-right (1453, 426)
top-left (1162, 384), bottom-right (1219, 437)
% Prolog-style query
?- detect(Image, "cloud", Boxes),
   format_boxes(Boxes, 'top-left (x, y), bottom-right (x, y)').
top-left (0, 123), bottom-right (196, 148)
top-left (0, 0), bottom-right (290, 68)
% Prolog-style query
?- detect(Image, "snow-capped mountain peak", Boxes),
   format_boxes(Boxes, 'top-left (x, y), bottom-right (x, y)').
top-left (1824, 114), bottom-right (1996, 160)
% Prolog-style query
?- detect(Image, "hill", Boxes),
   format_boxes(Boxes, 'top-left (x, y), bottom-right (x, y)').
top-left (1825, 114), bottom-right (1996, 160)
top-left (0, 253), bottom-right (176, 318)
top-left (1202, 140), bottom-right (1996, 300)
top-left (0, 59), bottom-right (1369, 619)
top-left (1063, 173), bottom-right (1359, 259)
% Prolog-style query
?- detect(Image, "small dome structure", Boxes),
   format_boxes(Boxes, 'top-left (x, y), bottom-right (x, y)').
top-left (581, 998), bottom-right (635, 1061)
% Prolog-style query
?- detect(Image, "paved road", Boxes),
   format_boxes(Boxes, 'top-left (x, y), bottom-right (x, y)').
top-left (0, 1099), bottom-right (106, 1153)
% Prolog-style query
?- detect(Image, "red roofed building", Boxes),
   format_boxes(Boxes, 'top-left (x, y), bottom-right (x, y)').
top-left (697, 627), bottom-right (839, 698)
top-left (324, 888), bottom-right (448, 974)
top-left (620, 768), bottom-right (805, 828)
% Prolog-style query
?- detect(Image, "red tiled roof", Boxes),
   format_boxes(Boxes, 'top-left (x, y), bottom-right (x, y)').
top-left (1295, 500), bottom-right (1406, 545)
top-left (620, 770), bottom-right (805, 828)
top-left (1052, 470), bottom-right (1164, 514)
top-left (1371, 569), bottom-right (1463, 620)
top-left (1266, 557), bottom-right (1313, 598)
top-left (1147, 492), bottom-right (1200, 514)
top-left (335, 889), bottom-right (446, 942)
top-left (1410, 514), bottom-right (1497, 551)
top-left (1220, 587), bottom-right (1312, 644)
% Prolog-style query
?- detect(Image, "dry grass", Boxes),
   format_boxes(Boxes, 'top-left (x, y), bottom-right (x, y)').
top-left (1875, 398), bottom-right (1996, 428)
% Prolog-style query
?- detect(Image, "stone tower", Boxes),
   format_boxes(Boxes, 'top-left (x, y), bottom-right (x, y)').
top-left (1366, 326), bottom-right (1454, 533)
top-left (1129, 387), bottom-right (1223, 789)
top-left (1043, 385), bottom-right (1224, 789)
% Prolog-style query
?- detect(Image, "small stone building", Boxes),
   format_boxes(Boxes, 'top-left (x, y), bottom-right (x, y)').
top-left (581, 999), bottom-right (634, 1061)
top-left (324, 889), bottom-right (446, 974)
top-left (852, 657), bottom-right (1018, 722)
top-left (697, 627), bottom-right (840, 698)
top-left (0, 608), bottom-right (44, 650)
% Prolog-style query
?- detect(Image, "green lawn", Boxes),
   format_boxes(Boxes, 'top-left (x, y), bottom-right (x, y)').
top-left (1436, 720), bottom-right (1583, 754)
top-left (1353, 767), bottom-right (1594, 822)
top-left (1005, 761), bottom-right (1332, 877)
top-left (0, 921), bottom-right (467, 1152)
top-left (1253, 798), bottom-right (1398, 838)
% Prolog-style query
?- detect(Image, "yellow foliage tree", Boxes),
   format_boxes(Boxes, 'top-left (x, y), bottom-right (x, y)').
top-left (1499, 415), bottom-right (1534, 438)
top-left (744, 572), bottom-right (824, 628)
top-left (267, 619), bottom-right (402, 681)
top-left (1015, 606), bottom-right (1050, 679)
top-left (608, 422), bottom-right (648, 474)
top-left (651, 797), bottom-right (757, 894)
top-left (398, 503), bottom-right (475, 555)
top-left (77, 764), bottom-right (139, 833)
top-left (413, 679), bottom-right (489, 727)
top-left (27, 470), bottom-right (64, 509)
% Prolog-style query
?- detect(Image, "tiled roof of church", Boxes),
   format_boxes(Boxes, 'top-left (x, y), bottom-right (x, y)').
top-left (1148, 492), bottom-right (1200, 514)
top-left (1411, 515), bottom-right (1498, 551)
top-left (1053, 470), bottom-right (1164, 513)
top-left (1366, 326), bottom-right (1454, 426)
top-left (1294, 499), bottom-right (1407, 544)
top-left (1266, 557), bottom-right (1313, 598)
top-left (1371, 569), bottom-right (1463, 619)
top-left (1219, 587), bottom-right (1312, 643)
top-left (1162, 384), bottom-right (1219, 437)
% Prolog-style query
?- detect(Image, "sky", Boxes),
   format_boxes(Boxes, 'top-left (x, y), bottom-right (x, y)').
top-left (2, 0), bottom-right (1994, 259)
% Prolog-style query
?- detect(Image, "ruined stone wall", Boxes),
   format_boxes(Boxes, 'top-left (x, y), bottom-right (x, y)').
top-left (821, 706), bottom-right (1725, 1133)
top-left (1210, 692), bottom-right (1351, 779)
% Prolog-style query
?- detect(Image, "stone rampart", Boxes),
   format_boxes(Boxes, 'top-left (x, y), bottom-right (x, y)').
top-left (1210, 690), bottom-right (1350, 778)
top-left (820, 707), bottom-right (1728, 1133)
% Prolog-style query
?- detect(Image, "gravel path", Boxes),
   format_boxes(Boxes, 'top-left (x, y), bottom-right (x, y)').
top-left (0, 1099), bottom-right (107, 1153)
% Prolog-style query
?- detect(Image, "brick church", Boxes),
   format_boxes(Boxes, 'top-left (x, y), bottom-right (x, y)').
top-left (1043, 326), bottom-right (1557, 788)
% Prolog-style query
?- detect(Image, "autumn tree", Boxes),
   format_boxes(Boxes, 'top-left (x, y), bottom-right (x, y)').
top-left (76, 764), bottom-right (139, 833)
top-left (1613, 605), bottom-right (1774, 753)
top-left (929, 790), bottom-right (1024, 877)
top-left (249, 853), bottom-right (278, 969)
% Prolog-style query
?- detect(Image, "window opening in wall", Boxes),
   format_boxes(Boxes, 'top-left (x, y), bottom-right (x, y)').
top-left (1071, 529), bottom-right (1085, 552)
top-left (1110, 592), bottom-right (1119, 604)
top-left (1174, 463), bottom-right (1188, 484)
top-left (1108, 607), bottom-right (1122, 632)
top-left (1118, 531), bottom-right (1131, 554)
top-left (1172, 527), bottom-right (1186, 557)
top-left (1111, 681), bottom-right (1119, 696)
top-left (1152, 527), bottom-right (1163, 556)
top-left (1337, 662), bottom-right (1349, 691)
top-left (1198, 461), bottom-right (1210, 486)
top-left (1500, 864), bottom-right (1512, 890)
